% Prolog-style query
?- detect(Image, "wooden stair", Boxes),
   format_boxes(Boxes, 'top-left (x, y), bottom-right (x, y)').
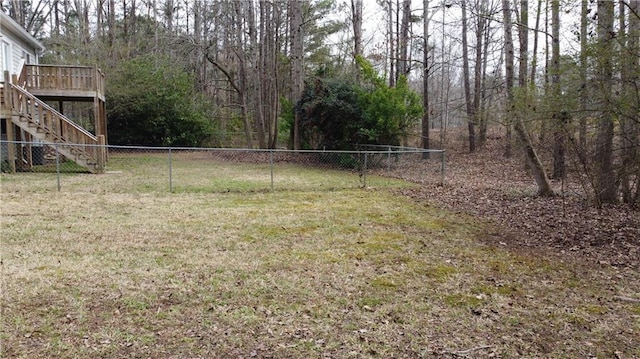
top-left (5, 82), bottom-right (105, 173)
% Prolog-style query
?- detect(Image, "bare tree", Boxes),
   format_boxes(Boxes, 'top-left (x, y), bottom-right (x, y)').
top-left (422, 0), bottom-right (430, 157)
top-left (503, 0), bottom-right (513, 158)
top-left (477, 0), bottom-right (502, 147)
top-left (388, 0), bottom-right (396, 87)
top-left (476, 0), bottom-right (489, 145)
top-left (578, 0), bottom-right (588, 157)
top-left (550, 0), bottom-right (565, 180)
top-left (595, 0), bottom-right (616, 203)
top-left (351, 0), bottom-right (363, 59)
top-left (398, 0), bottom-right (411, 78)
top-left (233, 1), bottom-right (254, 148)
top-left (619, 0), bottom-right (640, 204)
top-left (290, 0), bottom-right (304, 150)
top-left (529, 0), bottom-right (543, 85)
top-left (503, 0), bottom-right (554, 196)
top-left (461, 0), bottom-right (476, 152)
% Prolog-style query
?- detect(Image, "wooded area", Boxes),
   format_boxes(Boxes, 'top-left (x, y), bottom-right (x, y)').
top-left (2, 0), bottom-right (638, 205)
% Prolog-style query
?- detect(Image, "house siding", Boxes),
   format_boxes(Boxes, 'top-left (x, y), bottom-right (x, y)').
top-left (0, 30), bottom-right (38, 75)
top-left (0, 15), bottom-right (39, 81)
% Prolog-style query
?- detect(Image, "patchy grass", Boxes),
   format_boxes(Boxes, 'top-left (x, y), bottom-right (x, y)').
top-left (9, 152), bottom-right (418, 194)
top-left (1, 168), bottom-right (639, 358)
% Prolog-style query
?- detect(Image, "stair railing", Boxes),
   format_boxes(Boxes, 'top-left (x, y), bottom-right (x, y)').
top-left (7, 82), bottom-right (105, 172)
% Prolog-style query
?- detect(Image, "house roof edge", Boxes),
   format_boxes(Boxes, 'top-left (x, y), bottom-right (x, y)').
top-left (1, 11), bottom-right (46, 52)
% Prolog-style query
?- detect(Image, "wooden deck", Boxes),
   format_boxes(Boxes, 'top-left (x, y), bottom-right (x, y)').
top-left (22, 65), bottom-right (105, 101)
top-left (2, 63), bottom-right (107, 173)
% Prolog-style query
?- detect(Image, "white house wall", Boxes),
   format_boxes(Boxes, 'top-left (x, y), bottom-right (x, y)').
top-left (0, 17), bottom-right (39, 81)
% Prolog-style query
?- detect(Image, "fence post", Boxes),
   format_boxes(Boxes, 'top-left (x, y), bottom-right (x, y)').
top-left (362, 151), bottom-right (368, 188)
top-left (387, 146), bottom-right (391, 171)
top-left (168, 148), bottom-right (173, 192)
top-left (55, 142), bottom-right (61, 191)
top-left (440, 150), bottom-right (446, 186)
top-left (270, 149), bottom-right (274, 192)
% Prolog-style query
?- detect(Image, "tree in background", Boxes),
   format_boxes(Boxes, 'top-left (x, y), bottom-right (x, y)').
top-left (291, 0), bottom-right (304, 150)
top-left (356, 56), bottom-right (422, 147)
top-left (107, 56), bottom-right (216, 146)
top-left (461, 0), bottom-right (475, 152)
top-left (503, 0), bottom-right (553, 197)
top-left (296, 57), bottom-right (421, 150)
top-left (3, 0), bottom-right (638, 204)
top-left (619, 0), bottom-right (640, 204)
top-left (296, 77), bottom-right (363, 149)
top-left (550, 0), bottom-right (565, 180)
top-left (594, 0), bottom-right (616, 204)
top-left (421, 0), bottom-right (430, 158)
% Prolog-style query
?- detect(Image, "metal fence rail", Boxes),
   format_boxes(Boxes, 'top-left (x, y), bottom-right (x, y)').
top-left (0, 140), bottom-right (445, 193)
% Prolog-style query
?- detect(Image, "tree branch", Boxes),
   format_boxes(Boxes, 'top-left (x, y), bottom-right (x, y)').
top-left (204, 51), bottom-right (241, 95)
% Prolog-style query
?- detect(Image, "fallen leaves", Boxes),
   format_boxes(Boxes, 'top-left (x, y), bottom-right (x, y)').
top-left (396, 138), bottom-right (640, 270)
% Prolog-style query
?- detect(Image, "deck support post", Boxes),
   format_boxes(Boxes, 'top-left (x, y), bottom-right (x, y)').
top-left (6, 117), bottom-right (16, 173)
top-left (97, 135), bottom-right (106, 174)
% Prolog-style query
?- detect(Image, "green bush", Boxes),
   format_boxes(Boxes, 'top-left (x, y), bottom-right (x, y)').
top-left (295, 57), bottom-right (422, 150)
top-left (107, 55), bottom-right (216, 146)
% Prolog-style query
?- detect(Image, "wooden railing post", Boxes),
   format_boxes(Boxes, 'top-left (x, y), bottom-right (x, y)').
top-left (17, 59), bottom-right (26, 86)
top-left (3, 70), bottom-right (10, 105)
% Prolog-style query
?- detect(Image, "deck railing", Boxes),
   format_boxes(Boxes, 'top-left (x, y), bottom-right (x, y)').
top-left (9, 83), bottom-right (97, 143)
top-left (23, 64), bottom-right (105, 98)
top-left (6, 82), bottom-right (105, 173)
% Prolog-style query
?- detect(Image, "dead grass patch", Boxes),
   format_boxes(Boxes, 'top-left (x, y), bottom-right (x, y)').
top-left (1, 173), bottom-right (639, 358)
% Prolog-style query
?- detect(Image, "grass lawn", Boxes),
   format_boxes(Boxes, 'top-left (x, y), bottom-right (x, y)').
top-left (15, 152), bottom-right (423, 193)
top-left (1, 164), bottom-right (638, 358)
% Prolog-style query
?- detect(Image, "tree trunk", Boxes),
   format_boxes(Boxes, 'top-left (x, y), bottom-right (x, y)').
top-left (473, 1), bottom-right (485, 149)
top-left (539, 0), bottom-right (550, 145)
top-left (578, 0), bottom-right (588, 158)
top-left (261, 1), bottom-right (280, 149)
top-left (478, 0), bottom-right (496, 148)
top-left (529, 0), bottom-right (543, 85)
top-left (551, 0), bottom-right (565, 179)
top-left (108, 0), bottom-right (116, 47)
top-left (352, 0), bottom-right (363, 82)
top-left (165, 0), bottom-right (174, 34)
top-left (290, 0), bottom-right (304, 150)
top-left (388, 0), bottom-right (396, 87)
top-left (461, 0), bottom-right (475, 153)
top-left (234, 2), bottom-right (256, 149)
top-left (247, 0), bottom-right (266, 148)
top-left (478, 21), bottom-right (491, 147)
top-left (620, 0), bottom-right (639, 204)
top-left (422, 0), bottom-right (430, 158)
top-left (269, 2), bottom-right (282, 149)
top-left (518, 0), bottom-right (528, 89)
top-left (398, 0), bottom-right (411, 77)
top-left (503, 0), bottom-right (513, 158)
top-left (193, 0), bottom-right (203, 91)
top-left (129, 0), bottom-right (137, 37)
top-left (504, 0), bottom-right (554, 196)
top-left (352, 0), bottom-right (363, 59)
top-left (595, 0), bottom-right (617, 204)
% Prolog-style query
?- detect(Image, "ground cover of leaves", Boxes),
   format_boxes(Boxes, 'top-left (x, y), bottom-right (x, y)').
top-left (396, 135), bottom-right (639, 271)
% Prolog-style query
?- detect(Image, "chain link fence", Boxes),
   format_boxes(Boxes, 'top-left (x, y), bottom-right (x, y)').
top-left (0, 140), bottom-right (445, 193)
